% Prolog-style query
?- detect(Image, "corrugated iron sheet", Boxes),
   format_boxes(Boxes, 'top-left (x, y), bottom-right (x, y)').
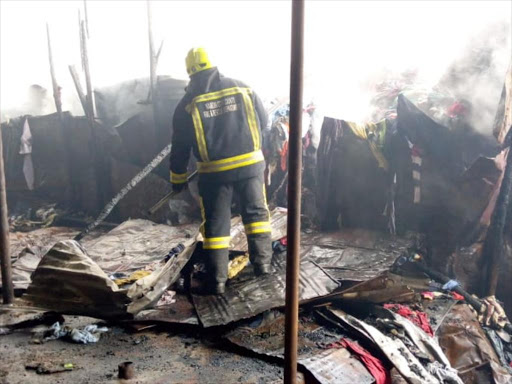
top-left (225, 311), bottom-right (374, 384)
top-left (22, 240), bottom-right (130, 319)
top-left (301, 230), bottom-right (419, 283)
top-left (85, 219), bottom-right (197, 273)
top-left (133, 294), bottom-right (199, 325)
top-left (299, 348), bottom-right (375, 384)
top-left (325, 308), bottom-right (439, 384)
top-left (192, 253), bottom-right (339, 327)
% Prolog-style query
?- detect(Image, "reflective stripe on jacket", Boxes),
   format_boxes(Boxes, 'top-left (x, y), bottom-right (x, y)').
top-left (170, 68), bottom-right (268, 183)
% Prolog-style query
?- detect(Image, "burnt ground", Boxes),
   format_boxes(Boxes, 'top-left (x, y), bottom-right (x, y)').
top-left (0, 316), bottom-right (298, 384)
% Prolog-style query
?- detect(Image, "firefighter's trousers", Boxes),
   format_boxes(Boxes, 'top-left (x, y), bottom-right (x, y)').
top-left (198, 175), bottom-right (272, 285)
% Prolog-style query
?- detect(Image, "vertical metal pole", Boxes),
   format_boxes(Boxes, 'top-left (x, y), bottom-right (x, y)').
top-left (284, 1), bottom-right (304, 383)
top-left (0, 129), bottom-right (14, 304)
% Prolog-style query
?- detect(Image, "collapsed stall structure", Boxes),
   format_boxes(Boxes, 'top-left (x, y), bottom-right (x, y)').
top-left (1, 37), bottom-right (511, 384)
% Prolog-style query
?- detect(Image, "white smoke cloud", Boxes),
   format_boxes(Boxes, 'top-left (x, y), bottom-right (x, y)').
top-left (0, 0), bottom-right (510, 129)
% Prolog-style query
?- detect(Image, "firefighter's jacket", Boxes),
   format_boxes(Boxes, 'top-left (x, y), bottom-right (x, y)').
top-left (170, 68), bottom-right (268, 184)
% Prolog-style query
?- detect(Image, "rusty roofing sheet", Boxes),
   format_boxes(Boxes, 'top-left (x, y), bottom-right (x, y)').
top-left (325, 308), bottom-right (439, 384)
top-left (300, 230), bottom-right (418, 283)
top-left (133, 294), bottom-right (199, 325)
top-left (225, 312), bottom-right (374, 384)
top-left (85, 219), bottom-right (197, 274)
top-left (22, 240), bottom-right (130, 319)
top-left (299, 348), bottom-right (374, 384)
top-left (192, 253), bottom-right (339, 327)
top-left (301, 229), bottom-right (418, 252)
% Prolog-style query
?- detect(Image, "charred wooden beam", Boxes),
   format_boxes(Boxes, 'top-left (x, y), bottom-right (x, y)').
top-left (68, 65), bottom-right (89, 118)
top-left (484, 127), bottom-right (512, 296)
top-left (47, 23), bottom-right (77, 207)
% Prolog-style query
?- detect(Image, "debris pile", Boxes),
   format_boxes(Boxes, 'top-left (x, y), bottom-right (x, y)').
top-left (1, 60), bottom-right (511, 384)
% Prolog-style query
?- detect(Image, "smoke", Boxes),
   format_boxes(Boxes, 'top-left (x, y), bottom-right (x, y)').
top-left (437, 21), bottom-right (511, 133)
top-left (0, 1), bottom-right (510, 130)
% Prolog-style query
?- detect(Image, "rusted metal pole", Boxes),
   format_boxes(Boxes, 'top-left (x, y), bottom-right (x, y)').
top-left (0, 128), bottom-right (14, 304)
top-left (284, 1), bottom-right (304, 383)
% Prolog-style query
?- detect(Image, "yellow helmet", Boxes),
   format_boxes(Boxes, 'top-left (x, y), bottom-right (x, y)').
top-left (185, 48), bottom-right (213, 77)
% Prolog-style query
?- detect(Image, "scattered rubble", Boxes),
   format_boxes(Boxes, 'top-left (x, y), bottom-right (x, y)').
top-left (0, 58), bottom-right (511, 384)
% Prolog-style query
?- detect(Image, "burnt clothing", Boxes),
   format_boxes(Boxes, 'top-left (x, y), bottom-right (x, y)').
top-left (170, 67), bottom-right (268, 185)
top-left (198, 175), bottom-right (272, 284)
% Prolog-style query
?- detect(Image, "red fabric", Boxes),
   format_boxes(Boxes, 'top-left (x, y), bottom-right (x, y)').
top-left (421, 291), bottom-right (435, 300)
top-left (448, 101), bottom-right (468, 118)
top-left (303, 131), bottom-right (311, 150)
top-left (410, 144), bottom-right (423, 157)
top-left (280, 141), bottom-right (289, 171)
top-left (452, 292), bottom-right (465, 301)
top-left (327, 339), bottom-right (391, 384)
top-left (384, 304), bottom-right (434, 337)
top-left (279, 237), bottom-right (287, 246)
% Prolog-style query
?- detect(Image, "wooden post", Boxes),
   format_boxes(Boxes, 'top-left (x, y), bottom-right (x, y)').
top-left (83, 0), bottom-right (90, 38)
top-left (80, 20), bottom-right (96, 119)
top-left (69, 65), bottom-right (89, 118)
top-left (46, 24), bottom-right (62, 115)
top-left (47, 23), bottom-right (77, 207)
top-left (146, 0), bottom-right (162, 148)
top-left (0, 128), bottom-right (14, 304)
top-left (484, 130), bottom-right (512, 296)
top-left (147, 0), bottom-right (157, 105)
top-left (77, 15), bottom-right (105, 212)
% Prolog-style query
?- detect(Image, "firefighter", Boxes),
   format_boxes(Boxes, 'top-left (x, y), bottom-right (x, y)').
top-left (170, 48), bottom-right (272, 295)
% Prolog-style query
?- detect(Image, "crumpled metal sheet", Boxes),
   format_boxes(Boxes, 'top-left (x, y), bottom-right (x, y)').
top-left (127, 237), bottom-right (196, 314)
top-left (22, 240), bottom-right (130, 319)
top-left (422, 298), bottom-right (459, 334)
top-left (230, 208), bottom-right (288, 252)
top-left (325, 308), bottom-right (440, 384)
top-left (5, 227), bottom-right (80, 290)
top-left (192, 254), bottom-right (339, 327)
top-left (85, 219), bottom-right (197, 274)
top-left (225, 312), bottom-right (374, 384)
top-left (299, 348), bottom-right (374, 384)
top-left (437, 303), bottom-right (512, 384)
top-left (133, 294), bottom-right (199, 325)
top-left (383, 309), bottom-right (455, 370)
top-left (310, 272), bottom-right (429, 306)
top-left (301, 229), bottom-right (419, 283)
